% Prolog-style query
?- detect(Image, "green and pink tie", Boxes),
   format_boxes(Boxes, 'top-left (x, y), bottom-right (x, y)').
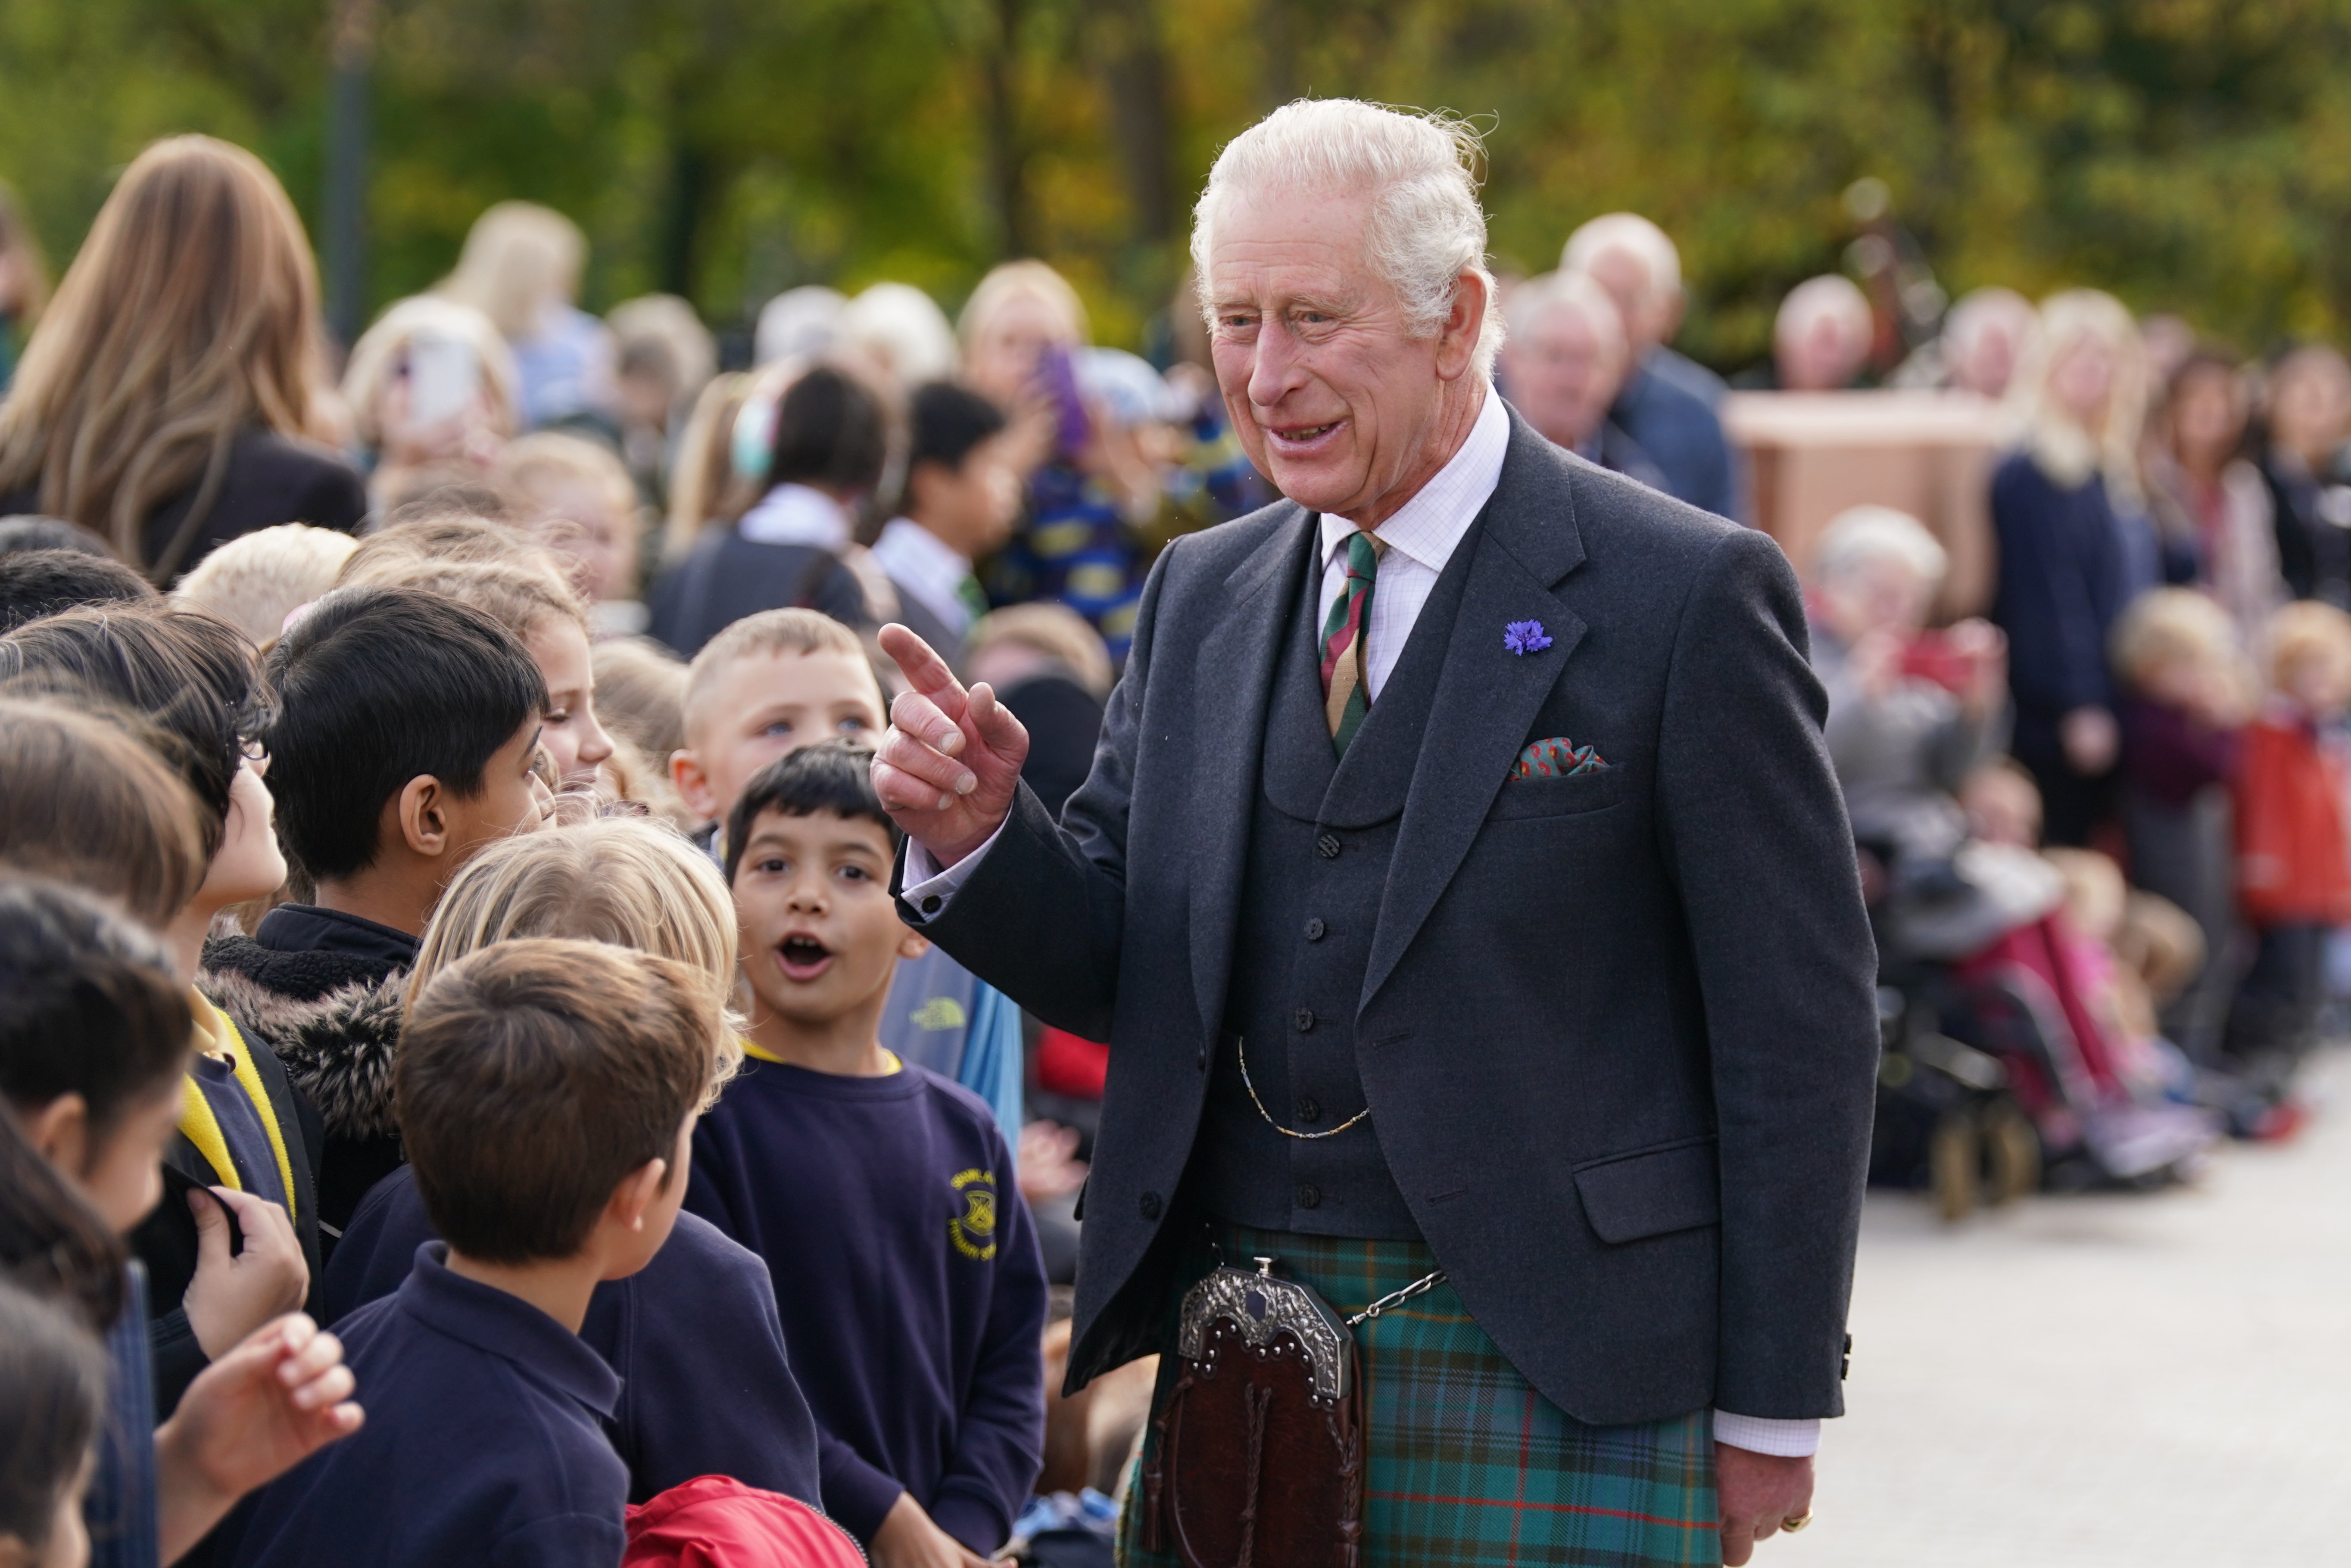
top-left (1320, 529), bottom-right (1385, 755)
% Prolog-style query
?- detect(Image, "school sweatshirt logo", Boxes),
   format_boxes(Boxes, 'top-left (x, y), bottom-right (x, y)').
top-left (949, 1168), bottom-right (998, 1260)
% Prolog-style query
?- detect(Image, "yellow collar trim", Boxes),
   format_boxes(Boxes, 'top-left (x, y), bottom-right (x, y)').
top-left (739, 1037), bottom-right (901, 1075)
top-left (178, 989), bottom-right (298, 1220)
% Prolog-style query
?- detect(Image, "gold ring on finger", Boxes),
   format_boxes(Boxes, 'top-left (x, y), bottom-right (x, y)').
top-left (1780, 1511), bottom-right (1813, 1533)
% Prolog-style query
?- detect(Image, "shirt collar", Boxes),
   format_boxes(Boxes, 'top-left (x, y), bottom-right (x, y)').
top-left (1317, 386), bottom-right (1509, 573)
top-left (870, 518), bottom-right (976, 632)
top-left (254, 904), bottom-right (420, 971)
top-left (396, 1242), bottom-right (621, 1418)
top-left (738, 483), bottom-right (851, 550)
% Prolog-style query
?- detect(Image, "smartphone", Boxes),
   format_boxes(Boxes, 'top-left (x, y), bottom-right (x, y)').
top-left (1037, 344), bottom-right (1091, 458)
top-left (407, 330), bottom-right (480, 426)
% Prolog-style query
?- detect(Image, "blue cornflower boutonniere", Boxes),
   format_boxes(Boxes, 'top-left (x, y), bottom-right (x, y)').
top-left (1502, 619), bottom-right (1553, 656)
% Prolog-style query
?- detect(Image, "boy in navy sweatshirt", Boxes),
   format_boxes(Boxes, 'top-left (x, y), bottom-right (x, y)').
top-left (690, 740), bottom-right (1046, 1564)
top-left (232, 939), bottom-right (717, 1568)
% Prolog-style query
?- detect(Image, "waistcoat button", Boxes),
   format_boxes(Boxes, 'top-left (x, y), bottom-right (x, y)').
top-left (1316, 832), bottom-right (1341, 859)
top-left (1296, 1096), bottom-right (1321, 1123)
top-left (1294, 1008), bottom-right (1315, 1032)
top-left (1295, 1184), bottom-right (1322, 1210)
top-left (1138, 1191), bottom-right (1163, 1221)
top-left (1304, 917), bottom-right (1326, 940)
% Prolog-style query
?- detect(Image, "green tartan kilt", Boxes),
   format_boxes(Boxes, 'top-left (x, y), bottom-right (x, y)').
top-left (1117, 1225), bottom-right (1719, 1568)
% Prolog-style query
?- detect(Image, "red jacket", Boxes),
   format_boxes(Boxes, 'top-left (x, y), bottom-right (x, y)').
top-left (2236, 713), bottom-right (2351, 926)
top-left (624, 1475), bottom-right (866, 1568)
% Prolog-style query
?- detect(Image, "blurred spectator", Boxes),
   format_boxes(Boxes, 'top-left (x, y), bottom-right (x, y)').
top-left (1989, 289), bottom-right (2156, 845)
top-left (842, 282), bottom-right (960, 388)
top-left (2228, 600), bottom-right (2351, 1079)
top-left (607, 294), bottom-right (717, 508)
top-left (1561, 213), bottom-right (1739, 518)
top-left (2257, 344), bottom-right (2351, 608)
top-left (496, 432), bottom-right (648, 635)
top-left (591, 635), bottom-right (691, 770)
top-left (755, 285), bottom-right (847, 367)
top-left (648, 364), bottom-right (879, 656)
top-left (173, 523), bottom-right (359, 647)
top-left (871, 381), bottom-right (1022, 674)
top-left (2111, 589), bottom-right (2254, 1063)
top-left (660, 370), bottom-right (756, 569)
top-left (1159, 266), bottom-right (1274, 529)
top-left (440, 201), bottom-right (615, 432)
top-left (0, 136), bottom-right (363, 582)
top-left (0, 514), bottom-right (111, 559)
top-left (0, 178), bottom-right (46, 393)
top-left (2145, 351), bottom-right (2283, 645)
top-left (1754, 274), bottom-right (1876, 392)
top-left (1895, 286), bottom-right (2037, 398)
top-left (2138, 314), bottom-right (2199, 391)
top-left (966, 602), bottom-right (1112, 820)
top-left (340, 295), bottom-right (522, 517)
top-left (1500, 269), bottom-right (1667, 490)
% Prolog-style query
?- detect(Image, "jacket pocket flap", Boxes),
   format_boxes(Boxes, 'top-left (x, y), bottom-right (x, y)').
top-left (1572, 1139), bottom-right (1720, 1244)
top-left (1487, 766), bottom-right (1627, 821)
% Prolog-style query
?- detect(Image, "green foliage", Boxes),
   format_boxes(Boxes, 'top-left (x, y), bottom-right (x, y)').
top-left (5, 0), bottom-right (2351, 367)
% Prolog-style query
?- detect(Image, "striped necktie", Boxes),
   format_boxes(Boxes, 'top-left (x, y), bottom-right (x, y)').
top-left (1319, 529), bottom-right (1386, 755)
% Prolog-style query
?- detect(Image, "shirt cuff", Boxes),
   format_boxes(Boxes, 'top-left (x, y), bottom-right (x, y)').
top-left (901, 818), bottom-right (1009, 919)
top-left (1711, 1412), bottom-right (1821, 1457)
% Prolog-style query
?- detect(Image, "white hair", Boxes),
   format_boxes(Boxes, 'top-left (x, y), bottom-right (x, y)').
top-left (1776, 275), bottom-right (1873, 350)
top-left (1191, 99), bottom-right (1504, 379)
top-left (1561, 213), bottom-right (1682, 302)
top-left (1503, 270), bottom-right (1627, 364)
top-left (844, 282), bottom-right (959, 385)
top-left (755, 286), bottom-right (847, 367)
top-left (1814, 505), bottom-right (1947, 588)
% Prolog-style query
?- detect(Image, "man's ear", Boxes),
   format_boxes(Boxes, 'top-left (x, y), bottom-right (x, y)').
top-left (606, 1156), bottom-right (668, 1234)
top-left (897, 926), bottom-right (933, 961)
top-left (396, 775), bottom-right (449, 859)
top-left (671, 749), bottom-right (718, 825)
top-left (1435, 269), bottom-right (1488, 382)
top-left (19, 1093), bottom-right (90, 1176)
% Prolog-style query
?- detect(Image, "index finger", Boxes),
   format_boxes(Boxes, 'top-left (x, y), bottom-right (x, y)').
top-left (877, 623), bottom-right (967, 715)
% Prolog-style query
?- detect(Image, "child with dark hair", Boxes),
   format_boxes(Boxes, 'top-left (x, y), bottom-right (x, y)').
top-left (648, 365), bottom-right (884, 656)
top-left (0, 604), bottom-right (321, 1418)
top-left (0, 876), bottom-right (359, 1568)
top-left (0, 1276), bottom-right (109, 1568)
top-left (200, 585), bottom-right (548, 1238)
top-left (233, 938), bottom-right (715, 1568)
top-left (0, 547), bottom-right (156, 632)
top-left (696, 739), bottom-right (1046, 1565)
top-left (869, 382), bottom-right (1019, 672)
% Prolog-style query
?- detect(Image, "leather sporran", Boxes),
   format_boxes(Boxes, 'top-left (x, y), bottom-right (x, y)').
top-left (1140, 1258), bottom-right (1364, 1568)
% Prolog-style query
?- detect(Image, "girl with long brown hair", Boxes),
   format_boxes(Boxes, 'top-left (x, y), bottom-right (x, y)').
top-left (0, 136), bottom-right (364, 582)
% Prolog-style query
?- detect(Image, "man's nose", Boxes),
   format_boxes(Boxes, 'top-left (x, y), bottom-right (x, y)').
top-left (1248, 320), bottom-right (1309, 410)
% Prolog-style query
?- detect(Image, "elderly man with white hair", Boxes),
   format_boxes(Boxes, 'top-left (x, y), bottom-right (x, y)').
top-left (875, 100), bottom-right (1875, 1568)
top-left (1563, 212), bottom-right (1741, 519)
top-left (1500, 269), bottom-right (1669, 494)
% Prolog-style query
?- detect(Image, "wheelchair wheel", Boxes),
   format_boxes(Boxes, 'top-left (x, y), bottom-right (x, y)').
top-left (1982, 1099), bottom-right (2040, 1204)
top-left (1930, 1108), bottom-right (1979, 1223)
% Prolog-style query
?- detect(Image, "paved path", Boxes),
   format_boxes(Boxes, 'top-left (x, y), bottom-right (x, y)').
top-left (1790, 1049), bottom-right (2351, 1568)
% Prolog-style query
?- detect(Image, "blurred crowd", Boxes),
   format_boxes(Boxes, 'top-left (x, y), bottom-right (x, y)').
top-left (1, 128), bottom-right (2348, 1568)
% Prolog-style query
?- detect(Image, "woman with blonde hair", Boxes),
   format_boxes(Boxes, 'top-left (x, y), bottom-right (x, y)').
top-left (339, 294), bottom-right (523, 516)
top-left (1988, 288), bottom-right (2160, 845)
top-left (439, 201), bottom-right (614, 430)
top-left (320, 816), bottom-right (826, 1512)
top-left (0, 136), bottom-right (364, 580)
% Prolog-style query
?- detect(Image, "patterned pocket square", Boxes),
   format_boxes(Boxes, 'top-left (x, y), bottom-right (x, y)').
top-left (1510, 736), bottom-right (1608, 780)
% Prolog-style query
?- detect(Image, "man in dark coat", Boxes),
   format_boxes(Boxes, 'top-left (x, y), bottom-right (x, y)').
top-left (874, 101), bottom-right (1877, 1567)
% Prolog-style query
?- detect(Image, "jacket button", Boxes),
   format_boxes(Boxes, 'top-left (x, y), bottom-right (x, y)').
top-left (1294, 1008), bottom-right (1315, 1032)
top-left (1295, 1184), bottom-right (1322, 1210)
top-left (1296, 1096), bottom-right (1321, 1123)
top-left (1195, 1042), bottom-right (1208, 1071)
top-left (1304, 918), bottom-right (1326, 940)
top-left (1316, 832), bottom-right (1341, 859)
top-left (1139, 1192), bottom-right (1163, 1221)
top-left (920, 895), bottom-right (942, 915)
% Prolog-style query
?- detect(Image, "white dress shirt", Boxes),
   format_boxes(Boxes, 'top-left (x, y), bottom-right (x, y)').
top-left (904, 385), bottom-right (1818, 1456)
top-left (871, 517), bottom-right (979, 641)
top-left (738, 482), bottom-right (851, 549)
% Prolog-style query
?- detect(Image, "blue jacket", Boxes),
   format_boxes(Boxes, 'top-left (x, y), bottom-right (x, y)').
top-left (1611, 350), bottom-right (1741, 520)
top-left (324, 1166), bottom-right (823, 1509)
top-left (1987, 450), bottom-right (2149, 759)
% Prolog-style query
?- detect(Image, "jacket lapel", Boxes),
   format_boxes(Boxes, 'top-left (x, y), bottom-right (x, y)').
top-left (1189, 503), bottom-right (1317, 1035)
top-left (1361, 411), bottom-right (1589, 1007)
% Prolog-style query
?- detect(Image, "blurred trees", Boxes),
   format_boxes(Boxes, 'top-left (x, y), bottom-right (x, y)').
top-left (4, 0), bottom-right (2351, 367)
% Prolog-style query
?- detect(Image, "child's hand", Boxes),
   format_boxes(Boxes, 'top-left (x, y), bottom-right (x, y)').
top-left (184, 1185), bottom-right (310, 1359)
top-left (154, 1313), bottom-right (362, 1560)
top-left (868, 1493), bottom-right (990, 1568)
top-left (874, 624), bottom-right (1032, 869)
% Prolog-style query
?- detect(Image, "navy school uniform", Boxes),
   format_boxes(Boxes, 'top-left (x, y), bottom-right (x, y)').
top-left (323, 1164), bottom-right (823, 1508)
top-left (684, 1054), bottom-right (1048, 1553)
top-left (231, 1244), bottom-right (628, 1568)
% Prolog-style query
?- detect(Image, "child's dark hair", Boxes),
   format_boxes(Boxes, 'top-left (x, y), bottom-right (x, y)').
top-left (397, 939), bottom-right (715, 1264)
top-left (725, 738), bottom-right (899, 884)
top-left (261, 585), bottom-right (546, 881)
top-left (0, 602), bottom-right (271, 856)
top-left (0, 696), bottom-right (210, 927)
top-left (0, 876), bottom-right (192, 1144)
top-left (771, 365), bottom-right (887, 498)
top-left (0, 547), bottom-right (158, 632)
top-left (0, 1277), bottom-right (108, 1552)
top-left (0, 515), bottom-right (116, 560)
top-left (909, 380), bottom-right (1008, 474)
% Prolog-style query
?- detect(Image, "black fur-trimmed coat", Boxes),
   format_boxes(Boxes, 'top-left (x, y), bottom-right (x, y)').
top-left (200, 938), bottom-right (409, 1242)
